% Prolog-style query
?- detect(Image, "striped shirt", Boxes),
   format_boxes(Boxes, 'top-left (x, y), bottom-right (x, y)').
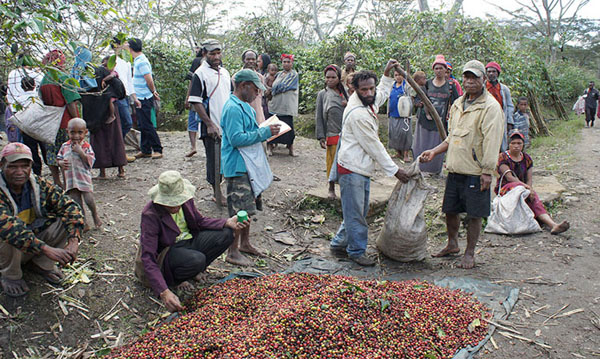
top-left (132, 54), bottom-right (153, 100)
top-left (57, 140), bottom-right (95, 193)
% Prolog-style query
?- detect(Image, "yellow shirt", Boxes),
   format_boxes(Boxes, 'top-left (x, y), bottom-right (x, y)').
top-left (171, 208), bottom-right (192, 242)
top-left (444, 90), bottom-right (504, 176)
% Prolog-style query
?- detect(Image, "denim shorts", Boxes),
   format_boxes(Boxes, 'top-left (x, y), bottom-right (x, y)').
top-left (188, 110), bottom-right (200, 132)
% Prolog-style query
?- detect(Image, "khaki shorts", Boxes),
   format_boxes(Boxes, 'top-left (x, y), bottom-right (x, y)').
top-left (226, 173), bottom-right (256, 218)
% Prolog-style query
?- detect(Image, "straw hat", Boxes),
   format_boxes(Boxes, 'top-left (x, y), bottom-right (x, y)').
top-left (148, 171), bottom-right (196, 207)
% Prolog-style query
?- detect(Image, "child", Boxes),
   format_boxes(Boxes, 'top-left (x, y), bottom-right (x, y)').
top-left (264, 63), bottom-right (278, 100)
top-left (57, 118), bottom-right (102, 229)
top-left (100, 56), bottom-right (117, 124)
top-left (345, 73), bottom-right (355, 96)
top-left (512, 96), bottom-right (530, 148)
top-left (388, 69), bottom-right (412, 162)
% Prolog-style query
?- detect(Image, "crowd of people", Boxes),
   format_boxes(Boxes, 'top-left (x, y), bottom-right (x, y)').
top-left (0, 39), bottom-right (573, 310)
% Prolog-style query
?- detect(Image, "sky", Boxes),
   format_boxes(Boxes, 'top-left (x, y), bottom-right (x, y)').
top-left (444, 0), bottom-right (599, 20)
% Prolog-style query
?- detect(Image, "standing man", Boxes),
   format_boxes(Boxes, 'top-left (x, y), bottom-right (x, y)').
top-left (0, 143), bottom-right (85, 297)
top-left (485, 61), bottom-right (514, 151)
top-left (421, 60), bottom-right (504, 269)
top-left (239, 49), bottom-right (266, 125)
top-left (111, 37), bottom-right (136, 162)
top-left (188, 39), bottom-right (231, 205)
top-left (341, 52), bottom-right (356, 92)
top-left (127, 38), bottom-right (163, 160)
top-left (329, 60), bottom-right (410, 266)
top-left (583, 81), bottom-right (599, 127)
top-left (184, 44), bottom-right (205, 157)
top-left (221, 69), bottom-right (280, 266)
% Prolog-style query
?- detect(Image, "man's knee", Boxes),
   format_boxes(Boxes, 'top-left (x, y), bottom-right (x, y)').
top-left (181, 251), bottom-right (207, 275)
top-left (220, 228), bottom-right (234, 247)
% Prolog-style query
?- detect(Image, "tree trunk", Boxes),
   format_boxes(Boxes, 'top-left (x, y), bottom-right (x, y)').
top-left (541, 67), bottom-right (569, 121)
top-left (417, 0), bottom-right (429, 12)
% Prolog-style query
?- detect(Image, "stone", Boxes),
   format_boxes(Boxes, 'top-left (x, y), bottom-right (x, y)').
top-left (534, 175), bottom-right (566, 205)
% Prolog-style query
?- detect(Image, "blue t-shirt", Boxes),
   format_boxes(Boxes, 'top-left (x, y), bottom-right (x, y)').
top-left (220, 94), bottom-right (272, 178)
top-left (388, 81), bottom-right (405, 118)
top-left (133, 54), bottom-right (153, 100)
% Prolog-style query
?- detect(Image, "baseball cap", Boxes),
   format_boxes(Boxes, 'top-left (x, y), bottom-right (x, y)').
top-left (202, 39), bottom-right (222, 52)
top-left (234, 69), bottom-right (266, 91)
top-left (508, 129), bottom-right (525, 141)
top-left (462, 60), bottom-right (486, 78)
top-left (1, 143), bottom-right (33, 163)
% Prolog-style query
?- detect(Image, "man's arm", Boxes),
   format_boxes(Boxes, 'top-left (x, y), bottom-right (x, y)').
top-left (140, 211), bottom-right (169, 297)
top-left (143, 73), bottom-right (160, 101)
top-left (0, 205), bottom-right (45, 254)
top-left (348, 115), bottom-right (398, 177)
top-left (188, 73), bottom-right (220, 137)
top-left (374, 60), bottom-right (398, 108)
top-left (221, 105), bottom-right (271, 148)
top-left (315, 90), bottom-right (327, 145)
top-left (480, 104), bottom-right (505, 175)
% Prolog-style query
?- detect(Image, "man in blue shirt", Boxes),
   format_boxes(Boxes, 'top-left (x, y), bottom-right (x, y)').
top-left (220, 69), bottom-right (280, 266)
top-left (127, 38), bottom-right (163, 159)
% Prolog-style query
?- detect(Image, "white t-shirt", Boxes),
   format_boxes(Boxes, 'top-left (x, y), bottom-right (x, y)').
top-left (114, 56), bottom-right (134, 97)
top-left (188, 61), bottom-right (231, 133)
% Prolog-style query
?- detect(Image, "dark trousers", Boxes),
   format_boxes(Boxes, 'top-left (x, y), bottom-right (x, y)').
top-left (136, 97), bottom-right (163, 154)
top-left (22, 133), bottom-right (47, 176)
top-left (167, 228), bottom-right (233, 283)
top-left (585, 106), bottom-right (596, 126)
top-left (202, 135), bottom-right (220, 186)
top-left (116, 98), bottom-right (132, 137)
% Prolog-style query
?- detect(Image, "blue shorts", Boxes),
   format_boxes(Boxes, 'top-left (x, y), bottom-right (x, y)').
top-left (188, 110), bottom-right (200, 132)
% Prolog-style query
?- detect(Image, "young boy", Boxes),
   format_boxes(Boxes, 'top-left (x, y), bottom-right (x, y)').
top-left (57, 118), bottom-right (102, 229)
top-left (264, 63), bottom-right (278, 100)
top-left (512, 96), bottom-right (530, 148)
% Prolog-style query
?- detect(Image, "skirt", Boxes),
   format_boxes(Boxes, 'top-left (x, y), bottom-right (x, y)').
top-left (91, 113), bottom-right (127, 169)
top-left (388, 116), bottom-right (412, 151)
top-left (268, 115), bottom-right (295, 145)
top-left (412, 122), bottom-right (444, 174)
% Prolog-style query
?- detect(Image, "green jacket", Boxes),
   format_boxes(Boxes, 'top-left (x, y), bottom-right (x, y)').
top-left (0, 173), bottom-right (85, 254)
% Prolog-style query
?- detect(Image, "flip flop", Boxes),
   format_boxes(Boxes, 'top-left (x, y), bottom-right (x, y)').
top-left (28, 263), bottom-right (64, 285)
top-left (1, 277), bottom-right (29, 297)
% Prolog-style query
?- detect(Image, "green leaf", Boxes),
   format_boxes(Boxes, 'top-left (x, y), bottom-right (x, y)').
top-left (404, 310), bottom-right (410, 319)
top-left (10, 43), bottom-right (18, 55)
top-left (467, 318), bottom-right (481, 333)
top-left (380, 299), bottom-right (390, 312)
top-left (75, 10), bottom-right (87, 22)
top-left (33, 18), bottom-right (44, 33)
top-left (64, 77), bottom-right (80, 89)
top-left (436, 327), bottom-right (446, 338)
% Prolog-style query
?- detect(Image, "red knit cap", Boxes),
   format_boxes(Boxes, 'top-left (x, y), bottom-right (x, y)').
top-left (432, 55), bottom-right (448, 69)
top-left (486, 61), bottom-right (501, 73)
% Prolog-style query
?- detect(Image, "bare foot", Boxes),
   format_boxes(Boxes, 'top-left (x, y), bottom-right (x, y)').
top-left (551, 220), bottom-right (570, 235)
top-left (194, 272), bottom-right (210, 283)
top-left (457, 253), bottom-right (476, 269)
top-left (211, 196), bottom-right (228, 206)
top-left (432, 246), bottom-right (461, 257)
top-left (327, 189), bottom-right (336, 200)
top-left (185, 150), bottom-right (197, 158)
top-left (226, 251), bottom-right (253, 266)
top-left (84, 224), bottom-right (91, 233)
top-left (1, 277), bottom-right (30, 297)
top-left (176, 281), bottom-right (195, 293)
top-left (93, 215), bottom-right (103, 229)
top-left (117, 171), bottom-right (126, 178)
top-left (239, 243), bottom-right (263, 257)
top-left (94, 176), bottom-right (109, 180)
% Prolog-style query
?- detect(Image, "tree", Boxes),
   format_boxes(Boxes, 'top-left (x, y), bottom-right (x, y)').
top-left (492, 0), bottom-right (591, 62)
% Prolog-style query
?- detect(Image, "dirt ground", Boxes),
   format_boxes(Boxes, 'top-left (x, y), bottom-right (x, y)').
top-left (0, 123), bottom-right (599, 358)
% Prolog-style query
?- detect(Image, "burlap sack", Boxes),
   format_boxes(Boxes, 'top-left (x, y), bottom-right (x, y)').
top-left (376, 160), bottom-right (431, 261)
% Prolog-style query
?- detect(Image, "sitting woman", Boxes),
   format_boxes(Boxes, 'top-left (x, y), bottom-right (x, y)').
top-left (136, 170), bottom-right (248, 312)
top-left (496, 130), bottom-right (570, 234)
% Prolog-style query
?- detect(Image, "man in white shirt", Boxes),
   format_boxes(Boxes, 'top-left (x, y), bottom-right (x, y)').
top-left (330, 60), bottom-right (409, 266)
top-left (111, 38), bottom-right (135, 138)
top-left (187, 39), bottom-right (231, 205)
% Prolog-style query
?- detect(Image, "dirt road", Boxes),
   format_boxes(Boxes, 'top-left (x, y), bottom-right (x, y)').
top-left (0, 126), bottom-right (598, 358)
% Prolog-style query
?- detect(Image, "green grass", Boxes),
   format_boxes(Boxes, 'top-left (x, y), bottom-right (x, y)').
top-left (528, 113), bottom-right (584, 156)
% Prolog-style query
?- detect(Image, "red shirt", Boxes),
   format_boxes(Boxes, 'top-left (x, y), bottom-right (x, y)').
top-left (486, 82), bottom-right (503, 108)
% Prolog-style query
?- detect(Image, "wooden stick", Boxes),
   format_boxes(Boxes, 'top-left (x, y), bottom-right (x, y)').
top-left (393, 64), bottom-right (447, 140)
top-left (498, 331), bottom-right (552, 349)
top-left (482, 318), bottom-right (522, 335)
top-left (542, 304), bottom-right (569, 325)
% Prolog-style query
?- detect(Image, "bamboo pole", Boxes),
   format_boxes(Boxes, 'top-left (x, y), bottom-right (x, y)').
top-left (394, 64), bottom-right (447, 140)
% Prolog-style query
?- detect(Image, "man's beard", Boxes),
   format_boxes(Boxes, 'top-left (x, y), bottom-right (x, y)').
top-left (207, 58), bottom-right (221, 68)
top-left (244, 62), bottom-right (257, 70)
top-left (357, 91), bottom-right (376, 106)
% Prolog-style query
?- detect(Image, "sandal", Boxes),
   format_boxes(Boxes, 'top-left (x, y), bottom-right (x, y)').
top-left (1, 277), bottom-right (29, 297)
top-left (28, 263), bottom-right (64, 285)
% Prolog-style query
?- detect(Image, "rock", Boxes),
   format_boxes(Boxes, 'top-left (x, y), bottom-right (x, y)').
top-left (564, 196), bottom-right (580, 204)
top-left (534, 175), bottom-right (566, 205)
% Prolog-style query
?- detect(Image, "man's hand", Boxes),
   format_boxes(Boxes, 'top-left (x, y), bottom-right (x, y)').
top-left (64, 239), bottom-right (79, 264)
top-left (153, 91), bottom-right (161, 102)
top-left (419, 150), bottom-right (435, 163)
top-left (206, 122), bottom-right (221, 139)
top-left (394, 168), bottom-right (410, 183)
top-left (269, 124), bottom-right (281, 137)
top-left (41, 244), bottom-right (73, 266)
top-left (160, 289), bottom-right (184, 312)
top-left (184, 99), bottom-right (190, 110)
top-left (319, 139), bottom-right (327, 149)
top-left (480, 174), bottom-right (492, 191)
top-left (134, 99), bottom-right (142, 108)
top-left (383, 59), bottom-right (399, 77)
top-left (225, 216), bottom-right (250, 232)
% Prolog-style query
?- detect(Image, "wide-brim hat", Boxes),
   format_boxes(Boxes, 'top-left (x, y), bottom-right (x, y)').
top-left (148, 170), bottom-right (196, 207)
